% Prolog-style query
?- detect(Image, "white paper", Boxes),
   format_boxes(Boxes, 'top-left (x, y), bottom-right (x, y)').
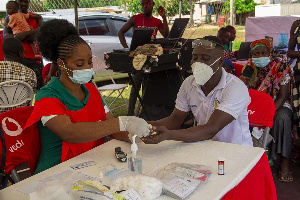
top-left (163, 175), bottom-right (200, 199)
top-left (251, 127), bottom-right (263, 140)
top-left (119, 188), bottom-right (144, 200)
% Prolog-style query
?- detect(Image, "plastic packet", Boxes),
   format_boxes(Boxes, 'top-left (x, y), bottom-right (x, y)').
top-left (30, 170), bottom-right (74, 200)
top-left (153, 163), bottom-right (212, 200)
top-left (99, 164), bottom-right (134, 186)
top-left (99, 164), bottom-right (163, 200)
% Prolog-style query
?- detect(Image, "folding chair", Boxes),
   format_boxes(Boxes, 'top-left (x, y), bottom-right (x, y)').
top-left (248, 89), bottom-right (276, 149)
top-left (92, 55), bottom-right (128, 116)
top-left (0, 80), bottom-right (34, 109)
top-left (0, 106), bottom-right (40, 188)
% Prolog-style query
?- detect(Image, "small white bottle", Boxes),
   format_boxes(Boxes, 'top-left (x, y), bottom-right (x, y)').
top-left (127, 135), bottom-right (142, 174)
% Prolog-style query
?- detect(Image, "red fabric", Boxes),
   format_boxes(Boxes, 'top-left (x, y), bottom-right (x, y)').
top-left (0, 30), bottom-right (4, 61)
top-left (134, 13), bottom-right (162, 39)
top-left (248, 89), bottom-right (276, 128)
top-left (222, 153), bottom-right (277, 200)
top-left (22, 12), bottom-right (41, 59)
top-left (25, 83), bottom-right (105, 165)
top-left (0, 106), bottom-right (41, 174)
top-left (233, 63), bottom-right (244, 77)
top-left (42, 63), bottom-right (58, 80)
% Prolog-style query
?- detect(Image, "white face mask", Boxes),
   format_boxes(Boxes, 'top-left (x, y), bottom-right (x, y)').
top-left (61, 61), bottom-right (95, 84)
top-left (191, 57), bottom-right (221, 85)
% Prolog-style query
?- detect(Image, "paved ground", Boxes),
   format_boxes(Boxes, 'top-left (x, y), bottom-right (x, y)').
top-left (271, 158), bottom-right (300, 199)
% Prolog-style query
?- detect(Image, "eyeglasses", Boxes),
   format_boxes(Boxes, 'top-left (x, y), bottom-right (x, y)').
top-left (192, 39), bottom-right (223, 49)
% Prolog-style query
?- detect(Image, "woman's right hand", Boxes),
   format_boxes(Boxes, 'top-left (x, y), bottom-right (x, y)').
top-left (119, 116), bottom-right (152, 138)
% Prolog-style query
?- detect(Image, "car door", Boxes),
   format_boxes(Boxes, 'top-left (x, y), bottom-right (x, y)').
top-left (78, 16), bottom-right (132, 82)
top-left (79, 16), bottom-right (131, 60)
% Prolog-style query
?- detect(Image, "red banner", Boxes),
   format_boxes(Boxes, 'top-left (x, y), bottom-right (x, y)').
top-left (0, 106), bottom-right (40, 174)
top-left (0, 30), bottom-right (4, 61)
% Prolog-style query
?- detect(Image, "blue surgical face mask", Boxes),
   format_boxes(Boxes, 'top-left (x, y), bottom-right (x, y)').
top-left (61, 62), bottom-right (95, 84)
top-left (252, 57), bottom-right (271, 68)
top-left (70, 69), bottom-right (95, 84)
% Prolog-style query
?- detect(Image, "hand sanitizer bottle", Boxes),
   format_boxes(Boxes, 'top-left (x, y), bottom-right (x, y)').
top-left (127, 135), bottom-right (142, 174)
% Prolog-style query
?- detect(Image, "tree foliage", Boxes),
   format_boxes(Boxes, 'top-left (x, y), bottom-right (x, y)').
top-left (30, 0), bottom-right (189, 17)
top-left (124, 0), bottom-right (190, 16)
top-left (222, 0), bottom-right (257, 14)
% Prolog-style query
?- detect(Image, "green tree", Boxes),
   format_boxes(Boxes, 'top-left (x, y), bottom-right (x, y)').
top-left (78, 0), bottom-right (119, 8)
top-left (222, 0), bottom-right (257, 25)
top-left (127, 0), bottom-right (190, 17)
top-left (43, 0), bottom-right (74, 9)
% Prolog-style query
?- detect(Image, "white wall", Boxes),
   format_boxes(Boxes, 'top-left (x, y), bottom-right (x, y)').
top-left (255, 4), bottom-right (281, 17)
top-left (0, 0), bottom-right (9, 12)
top-left (256, 3), bottom-right (300, 17)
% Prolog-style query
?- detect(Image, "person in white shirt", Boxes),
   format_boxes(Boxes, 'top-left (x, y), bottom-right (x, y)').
top-left (143, 36), bottom-right (253, 146)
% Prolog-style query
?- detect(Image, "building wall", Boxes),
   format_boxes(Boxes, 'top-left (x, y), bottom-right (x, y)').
top-left (255, 3), bottom-right (300, 17)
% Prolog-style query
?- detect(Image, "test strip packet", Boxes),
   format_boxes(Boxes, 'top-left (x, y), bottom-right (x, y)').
top-left (70, 161), bottom-right (97, 170)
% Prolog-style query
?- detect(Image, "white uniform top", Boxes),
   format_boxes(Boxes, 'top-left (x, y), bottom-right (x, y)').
top-left (176, 68), bottom-right (253, 146)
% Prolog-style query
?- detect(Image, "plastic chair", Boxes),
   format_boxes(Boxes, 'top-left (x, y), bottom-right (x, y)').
top-left (248, 89), bottom-right (276, 149)
top-left (0, 80), bottom-right (34, 109)
top-left (92, 55), bottom-right (128, 116)
top-left (0, 106), bottom-right (40, 188)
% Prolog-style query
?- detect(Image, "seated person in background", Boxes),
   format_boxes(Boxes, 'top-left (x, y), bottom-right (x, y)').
top-left (4, 0), bottom-right (44, 90)
top-left (240, 39), bottom-right (294, 182)
top-left (4, 1), bottom-right (42, 58)
top-left (0, 38), bottom-right (37, 113)
top-left (25, 19), bottom-right (152, 174)
top-left (217, 27), bottom-right (230, 47)
top-left (222, 58), bottom-right (236, 75)
top-left (225, 25), bottom-right (236, 53)
top-left (42, 62), bottom-right (58, 85)
top-left (217, 27), bottom-right (238, 59)
top-left (142, 36), bottom-right (253, 147)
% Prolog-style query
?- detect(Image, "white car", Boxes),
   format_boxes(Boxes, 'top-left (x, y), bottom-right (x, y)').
top-left (41, 10), bottom-right (132, 82)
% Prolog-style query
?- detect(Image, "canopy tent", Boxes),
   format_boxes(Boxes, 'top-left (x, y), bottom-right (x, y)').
top-left (246, 16), bottom-right (300, 46)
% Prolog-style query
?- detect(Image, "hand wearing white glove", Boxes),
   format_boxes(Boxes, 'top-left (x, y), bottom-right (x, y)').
top-left (119, 116), bottom-right (152, 138)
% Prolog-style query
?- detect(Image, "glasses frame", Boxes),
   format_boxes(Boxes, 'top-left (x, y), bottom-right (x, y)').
top-left (192, 39), bottom-right (224, 50)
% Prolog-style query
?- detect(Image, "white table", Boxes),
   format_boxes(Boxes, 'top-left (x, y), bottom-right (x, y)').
top-left (0, 139), bottom-right (265, 200)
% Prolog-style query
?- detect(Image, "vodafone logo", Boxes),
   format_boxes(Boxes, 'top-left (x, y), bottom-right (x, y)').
top-left (1, 117), bottom-right (22, 136)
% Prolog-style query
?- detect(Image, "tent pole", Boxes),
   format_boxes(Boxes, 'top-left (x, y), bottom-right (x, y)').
top-left (74, 0), bottom-right (79, 30)
top-left (179, 0), bottom-right (182, 18)
top-left (230, 0), bottom-right (233, 25)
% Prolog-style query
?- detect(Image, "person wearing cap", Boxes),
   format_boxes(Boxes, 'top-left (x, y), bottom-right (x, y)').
top-left (143, 36), bottom-right (253, 147)
top-left (222, 58), bottom-right (236, 75)
top-left (240, 39), bottom-right (293, 182)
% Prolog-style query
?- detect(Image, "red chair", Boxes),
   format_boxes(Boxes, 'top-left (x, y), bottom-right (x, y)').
top-left (233, 63), bottom-right (244, 77)
top-left (0, 30), bottom-right (4, 61)
top-left (0, 106), bottom-right (40, 187)
top-left (248, 89), bottom-right (276, 149)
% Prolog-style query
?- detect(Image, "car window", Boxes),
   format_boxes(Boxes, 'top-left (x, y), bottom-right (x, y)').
top-left (79, 21), bottom-right (88, 35)
top-left (83, 19), bottom-right (110, 36)
top-left (110, 19), bottom-right (133, 37)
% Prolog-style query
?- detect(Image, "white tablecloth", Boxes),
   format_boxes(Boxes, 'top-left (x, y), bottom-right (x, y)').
top-left (0, 139), bottom-right (264, 200)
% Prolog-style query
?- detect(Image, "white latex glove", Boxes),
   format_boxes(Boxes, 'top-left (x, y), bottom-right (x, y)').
top-left (119, 116), bottom-right (152, 138)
